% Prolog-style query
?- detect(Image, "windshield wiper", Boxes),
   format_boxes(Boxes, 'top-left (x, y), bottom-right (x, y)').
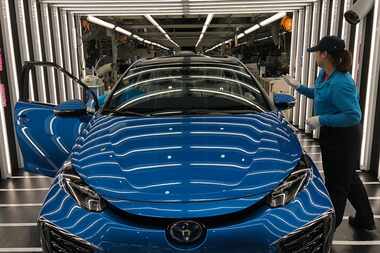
top-left (149, 109), bottom-right (259, 116)
top-left (102, 109), bottom-right (148, 117)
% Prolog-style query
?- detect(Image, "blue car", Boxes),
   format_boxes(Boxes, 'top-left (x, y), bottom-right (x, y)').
top-left (15, 56), bottom-right (335, 253)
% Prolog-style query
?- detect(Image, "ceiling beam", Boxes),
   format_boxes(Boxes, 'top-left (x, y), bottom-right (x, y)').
top-left (91, 14), bottom-right (273, 19)
top-left (41, 0), bottom-right (316, 3)
top-left (48, 3), bottom-right (309, 8)
top-left (110, 24), bottom-right (262, 29)
top-left (40, 0), bottom-right (310, 14)
top-left (59, 6), bottom-right (305, 11)
top-left (66, 8), bottom-right (301, 15)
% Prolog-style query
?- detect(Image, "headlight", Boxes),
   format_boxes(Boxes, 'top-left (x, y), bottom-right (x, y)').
top-left (266, 155), bottom-right (312, 208)
top-left (60, 161), bottom-right (106, 212)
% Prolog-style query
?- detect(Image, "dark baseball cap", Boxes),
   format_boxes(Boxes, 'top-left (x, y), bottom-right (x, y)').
top-left (307, 35), bottom-right (345, 54)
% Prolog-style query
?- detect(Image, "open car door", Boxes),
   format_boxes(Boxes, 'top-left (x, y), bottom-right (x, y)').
top-left (15, 62), bottom-right (99, 177)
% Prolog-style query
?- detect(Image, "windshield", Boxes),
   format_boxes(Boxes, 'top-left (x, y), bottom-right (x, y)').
top-left (104, 63), bottom-right (270, 116)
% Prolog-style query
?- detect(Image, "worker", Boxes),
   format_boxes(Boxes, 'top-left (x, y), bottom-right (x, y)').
top-left (283, 36), bottom-right (375, 230)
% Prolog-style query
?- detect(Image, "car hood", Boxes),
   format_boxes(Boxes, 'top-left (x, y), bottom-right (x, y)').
top-left (71, 112), bottom-right (302, 214)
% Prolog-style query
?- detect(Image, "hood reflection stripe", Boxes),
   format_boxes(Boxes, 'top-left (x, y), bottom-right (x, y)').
top-left (190, 145), bottom-right (281, 154)
top-left (190, 131), bottom-right (260, 143)
top-left (190, 163), bottom-right (250, 170)
top-left (191, 121), bottom-right (290, 142)
top-left (115, 146), bottom-right (182, 157)
top-left (113, 132), bottom-right (183, 146)
top-left (122, 163), bottom-right (182, 173)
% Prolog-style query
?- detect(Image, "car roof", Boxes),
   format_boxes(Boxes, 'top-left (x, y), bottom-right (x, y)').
top-left (132, 54), bottom-right (243, 69)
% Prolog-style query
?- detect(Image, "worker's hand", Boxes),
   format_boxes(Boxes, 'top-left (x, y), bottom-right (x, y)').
top-left (283, 75), bottom-right (300, 89)
top-left (306, 116), bottom-right (320, 130)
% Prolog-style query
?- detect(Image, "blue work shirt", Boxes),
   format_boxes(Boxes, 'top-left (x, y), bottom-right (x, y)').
top-left (296, 69), bottom-right (362, 127)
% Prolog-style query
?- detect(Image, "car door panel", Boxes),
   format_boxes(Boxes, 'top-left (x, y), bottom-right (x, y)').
top-left (15, 101), bottom-right (91, 176)
top-left (14, 61), bottom-right (99, 177)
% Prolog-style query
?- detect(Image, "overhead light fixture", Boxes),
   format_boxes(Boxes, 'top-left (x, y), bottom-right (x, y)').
top-left (256, 35), bottom-right (272, 42)
top-left (133, 34), bottom-right (144, 42)
top-left (237, 33), bottom-right (245, 39)
top-left (144, 14), bottom-right (166, 34)
top-left (86, 16), bottom-right (168, 51)
top-left (206, 12), bottom-right (287, 52)
top-left (255, 32), bottom-right (287, 42)
top-left (144, 14), bottom-right (180, 48)
top-left (87, 16), bottom-right (115, 30)
top-left (224, 39), bottom-right (233, 44)
top-left (196, 14), bottom-right (214, 48)
top-left (197, 34), bottom-right (204, 44)
top-left (259, 12), bottom-right (287, 26)
top-left (203, 14), bottom-right (214, 33)
top-left (244, 24), bottom-right (260, 34)
top-left (115, 26), bottom-right (132, 36)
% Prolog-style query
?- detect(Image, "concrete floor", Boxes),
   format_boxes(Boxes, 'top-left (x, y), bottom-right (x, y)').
top-left (0, 133), bottom-right (379, 252)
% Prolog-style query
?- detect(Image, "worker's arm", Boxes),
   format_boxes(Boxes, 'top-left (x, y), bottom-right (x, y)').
top-left (283, 76), bottom-right (315, 98)
top-left (296, 85), bottom-right (315, 99)
top-left (319, 81), bottom-right (361, 127)
top-left (295, 69), bottom-right (326, 99)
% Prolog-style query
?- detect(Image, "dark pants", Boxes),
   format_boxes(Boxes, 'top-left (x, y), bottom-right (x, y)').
top-left (319, 124), bottom-right (374, 228)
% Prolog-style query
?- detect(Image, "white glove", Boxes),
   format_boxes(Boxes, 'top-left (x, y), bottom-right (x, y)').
top-left (306, 116), bottom-right (320, 130)
top-left (283, 75), bottom-right (300, 89)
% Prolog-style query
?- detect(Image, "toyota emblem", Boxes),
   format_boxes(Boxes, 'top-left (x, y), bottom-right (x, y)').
top-left (168, 220), bottom-right (206, 244)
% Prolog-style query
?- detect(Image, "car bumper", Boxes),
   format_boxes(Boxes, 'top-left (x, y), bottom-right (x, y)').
top-left (39, 167), bottom-right (334, 253)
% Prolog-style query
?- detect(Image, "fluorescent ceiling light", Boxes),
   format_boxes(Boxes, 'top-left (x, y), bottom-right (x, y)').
top-left (144, 14), bottom-right (180, 48)
top-left (158, 44), bottom-right (170, 50)
top-left (237, 33), bottom-right (245, 39)
top-left (244, 24), bottom-right (260, 34)
top-left (196, 14), bottom-right (214, 48)
top-left (86, 16), bottom-right (168, 50)
top-left (206, 12), bottom-right (287, 53)
top-left (224, 39), bottom-right (233, 44)
top-left (87, 16), bottom-right (115, 30)
top-left (255, 31), bottom-right (287, 42)
top-left (115, 26), bottom-right (132, 36)
top-left (259, 12), bottom-right (287, 26)
top-left (256, 35), bottom-right (272, 42)
top-left (144, 14), bottom-right (166, 34)
top-left (133, 35), bottom-right (144, 42)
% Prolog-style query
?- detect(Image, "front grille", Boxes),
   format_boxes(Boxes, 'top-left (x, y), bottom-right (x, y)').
top-left (107, 198), bottom-right (267, 229)
top-left (40, 219), bottom-right (95, 253)
top-left (278, 211), bottom-right (334, 253)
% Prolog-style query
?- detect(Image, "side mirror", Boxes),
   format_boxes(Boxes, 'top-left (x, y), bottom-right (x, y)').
top-left (273, 93), bottom-right (296, 111)
top-left (54, 100), bottom-right (87, 116)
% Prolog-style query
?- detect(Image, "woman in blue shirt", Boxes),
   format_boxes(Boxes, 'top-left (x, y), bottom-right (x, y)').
top-left (284, 36), bottom-right (375, 230)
